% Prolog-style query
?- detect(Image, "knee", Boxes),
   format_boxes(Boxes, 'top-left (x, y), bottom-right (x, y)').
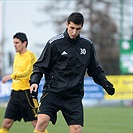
top-left (37, 119), bottom-right (48, 127)
top-left (37, 114), bottom-right (50, 127)
top-left (35, 114), bottom-right (50, 132)
top-left (31, 120), bottom-right (37, 128)
top-left (70, 125), bottom-right (82, 133)
top-left (2, 119), bottom-right (14, 129)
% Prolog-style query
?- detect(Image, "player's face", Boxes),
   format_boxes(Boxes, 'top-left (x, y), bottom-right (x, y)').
top-left (66, 22), bottom-right (82, 39)
top-left (13, 38), bottom-right (26, 54)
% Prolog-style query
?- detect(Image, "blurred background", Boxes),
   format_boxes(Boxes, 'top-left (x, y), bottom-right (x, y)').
top-left (0, 0), bottom-right (132, 133)
top-left (0, 0), bottom-right (133, 105)
top-left (0, 0), bottom-right (133, 76)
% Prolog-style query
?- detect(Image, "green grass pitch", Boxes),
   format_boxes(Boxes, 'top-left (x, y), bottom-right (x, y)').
top-left (0, 106), bottom-right (132, 133)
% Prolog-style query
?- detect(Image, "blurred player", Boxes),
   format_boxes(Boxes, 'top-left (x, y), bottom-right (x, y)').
top-left (0, 32), bottom-right (48, 133)
top-left (30, 12), bottom-right (115, 133)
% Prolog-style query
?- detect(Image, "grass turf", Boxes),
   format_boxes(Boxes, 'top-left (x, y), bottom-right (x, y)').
top-left (0, 106), bottom-right (132, 133)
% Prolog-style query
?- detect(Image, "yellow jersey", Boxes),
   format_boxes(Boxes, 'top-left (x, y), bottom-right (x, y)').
top-left (10, 50), bottom-right (36, 91)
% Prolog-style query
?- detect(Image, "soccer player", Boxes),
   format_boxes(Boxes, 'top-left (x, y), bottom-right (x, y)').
top-left (30, 12), bottom-right (115, 133)
top-left (0, 32), bottom-right (48, 133)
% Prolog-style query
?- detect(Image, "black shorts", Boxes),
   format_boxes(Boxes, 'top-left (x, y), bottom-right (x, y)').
top-left (4, 90), bottom-right (37, 122)
top-left (38, 92), bottom-right (83, 126)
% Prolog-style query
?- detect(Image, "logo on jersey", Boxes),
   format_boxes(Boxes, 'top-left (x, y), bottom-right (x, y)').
top-left (80, 48), bottom-right (86, 55)
top-left (61, 51), bottom-right (68, 55)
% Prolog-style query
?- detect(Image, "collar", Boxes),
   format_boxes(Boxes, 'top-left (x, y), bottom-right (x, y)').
top-left (63, 29), bottom-right (80, 43)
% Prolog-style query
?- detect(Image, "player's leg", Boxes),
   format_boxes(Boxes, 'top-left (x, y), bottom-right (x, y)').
top-left (69, 125), bottom-right (82, 133)
top-left (34, 92), bottom-right (60, 133)
top-left (34, 130), bottom-right (48, 133)
top-left (62, 97), bottom-right (83, 133)
top-left (24, 90), bottom-right (51, 133)
top-left (0, 118), bottom-right (14, 133)
top-left (31, 120), bottom-right (37, 128)
top-left (31, 120), bottom-right (48, 133)
top-left (34, 114), bottom-right (50, 132)
top-left (44, 129), bottom-right (48, 133)
top-left (34, 131), bottom-right (44, 133)
top-left (0, 91), bottom-right (21, 133)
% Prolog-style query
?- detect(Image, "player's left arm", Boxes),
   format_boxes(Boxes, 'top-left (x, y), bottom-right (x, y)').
top-left (87, 43), bottom-right (115, 95)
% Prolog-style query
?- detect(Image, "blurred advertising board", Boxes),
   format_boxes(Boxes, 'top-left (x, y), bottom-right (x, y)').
top-left (84, 77), bottom-right (104, 99)
top-left (105, 75), bottom-right (133, 100)
top-left (0, 75), bottom-right (133, 101)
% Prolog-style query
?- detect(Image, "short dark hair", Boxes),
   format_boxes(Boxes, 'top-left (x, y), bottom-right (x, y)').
top-left (13, 32), bottom-right (28, 47)
top-left (67, 12), bottom-right (84, 26)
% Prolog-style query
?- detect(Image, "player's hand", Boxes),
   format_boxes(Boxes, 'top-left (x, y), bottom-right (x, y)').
top-left (104, 84), bottom-right (115, 95)
top-left (2, 75), bottom-right (11, 83)
top-left (30, 84), bottom-right (38, 99)
top-left (30, 84), bottom-right (38, 93)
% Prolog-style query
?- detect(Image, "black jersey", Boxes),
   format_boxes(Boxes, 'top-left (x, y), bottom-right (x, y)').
top-left (30, 29), bottom-right (111, 98)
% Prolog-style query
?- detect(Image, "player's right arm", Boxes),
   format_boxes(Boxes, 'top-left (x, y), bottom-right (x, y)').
top-left (2, 75), bottom-right (12, 83)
